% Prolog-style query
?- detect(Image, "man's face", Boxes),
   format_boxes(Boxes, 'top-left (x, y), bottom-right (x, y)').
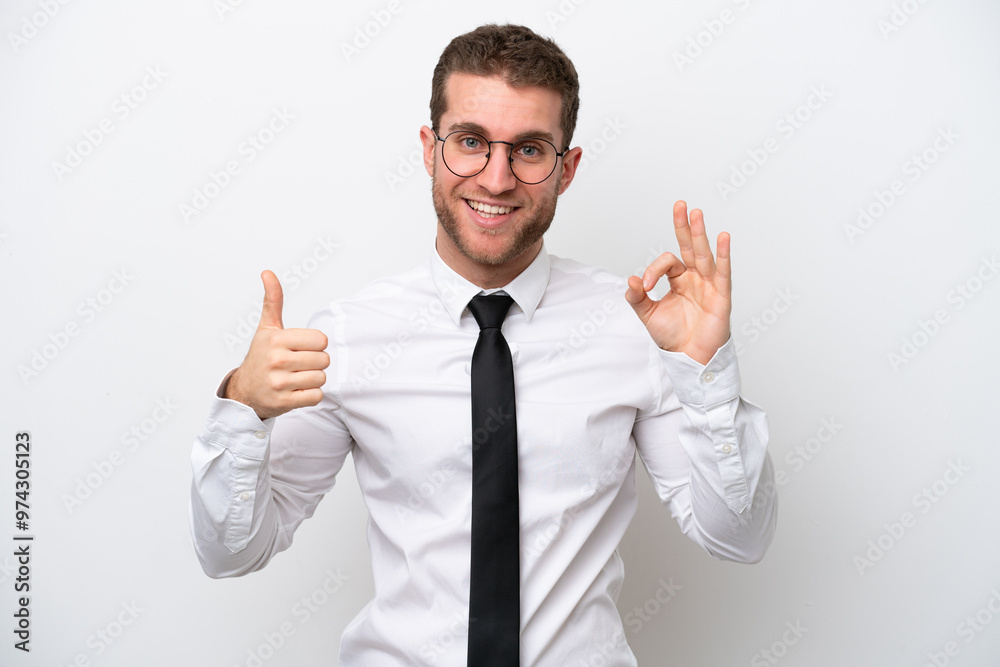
top-left (421, 73), bottom-right (581, 272)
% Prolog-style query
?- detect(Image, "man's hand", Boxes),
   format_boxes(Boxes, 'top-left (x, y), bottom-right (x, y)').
top-left (225, 270), bottom-right (330, 420)
top-left (625, 201), bottom-right (732, 365)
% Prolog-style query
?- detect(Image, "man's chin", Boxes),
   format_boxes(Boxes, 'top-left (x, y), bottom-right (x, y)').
top-left (453, 233), bottom-right (527, 267)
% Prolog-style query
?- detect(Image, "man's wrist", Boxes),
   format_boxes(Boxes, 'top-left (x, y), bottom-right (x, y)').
top-left (217, 368), bottom-right (240, 400)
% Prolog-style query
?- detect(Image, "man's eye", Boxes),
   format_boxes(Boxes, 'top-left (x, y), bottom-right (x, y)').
top-left (516, 142), bottom-right (546, 159)
top-left (461, 136), bottom-right (482, 149)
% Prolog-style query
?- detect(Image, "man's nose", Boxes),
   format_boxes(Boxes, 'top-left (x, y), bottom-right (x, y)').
top-left (475, 145), bottom-right (518, 194)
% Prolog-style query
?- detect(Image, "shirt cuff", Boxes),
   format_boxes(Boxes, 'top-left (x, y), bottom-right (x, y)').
top-left (206, 369), bottom-right (276, 459)
top-left (658, 337), bottom-right (741, 408)
top-left (202, 377), bottom-right (276, 552)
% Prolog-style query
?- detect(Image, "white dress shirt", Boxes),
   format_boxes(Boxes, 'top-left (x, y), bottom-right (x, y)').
top-left (189, 244), bottom-right (777, 666)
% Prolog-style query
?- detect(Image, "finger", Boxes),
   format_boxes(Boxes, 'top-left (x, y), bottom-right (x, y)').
top-left (290, 387), bottom-right (324, 409)
top-left (278, 328), bottom-right (329, 352)
top-left (641, 252), bottom-right (686, 291)
top-left (284, 369), bottom-right (328, 392)
top-left (716, 231), bottom-right (732, 299)
top-left (624, 275), bottom-right (656, 324)
top-left (688, 208), bottom-right (716, 278)
top-left (275, 350), bottom-right (331, 373)
top-left (673, 200), bottom-right (696, 268)
top-left (259, 270), bottom-right (284, 330)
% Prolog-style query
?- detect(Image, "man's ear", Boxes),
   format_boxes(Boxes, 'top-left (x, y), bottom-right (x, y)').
top-left (419, 125), bottom-right (437, 177)
top-left (556, 146), bottom-right (583, 195)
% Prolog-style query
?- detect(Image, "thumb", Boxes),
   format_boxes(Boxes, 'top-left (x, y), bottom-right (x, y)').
top-left (259, 270), bottom-right (284, 330)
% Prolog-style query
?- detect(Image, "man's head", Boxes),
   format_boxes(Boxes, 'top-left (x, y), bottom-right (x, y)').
top-left (429, 24), bottom-right (580, 151)
top-left (421, 25), bottom-right (583, 287)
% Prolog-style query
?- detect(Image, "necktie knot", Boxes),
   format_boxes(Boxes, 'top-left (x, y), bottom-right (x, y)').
top-left (468, 294), bottom-right (514, 331)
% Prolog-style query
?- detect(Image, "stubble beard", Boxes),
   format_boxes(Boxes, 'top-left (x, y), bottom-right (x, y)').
top-left (431, 166), bottom-right (560, 267)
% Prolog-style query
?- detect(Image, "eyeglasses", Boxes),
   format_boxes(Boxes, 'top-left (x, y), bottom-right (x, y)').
top-left (434, 130), bottom-right (566, 185)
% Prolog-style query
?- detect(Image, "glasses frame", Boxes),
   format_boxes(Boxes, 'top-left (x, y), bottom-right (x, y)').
top-left (434, 130), bottom-right (567, 185)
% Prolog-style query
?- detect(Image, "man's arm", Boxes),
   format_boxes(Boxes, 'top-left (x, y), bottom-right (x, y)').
top-left (633, 339), bottom-right (777, 563)
top-left (625, 201), bottom-right (776, 561)
top-left (189, 272), bottom-right (349, 578)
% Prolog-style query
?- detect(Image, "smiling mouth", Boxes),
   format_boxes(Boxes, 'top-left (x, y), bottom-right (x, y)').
top-left (466, 199), bottom-right (516, 218)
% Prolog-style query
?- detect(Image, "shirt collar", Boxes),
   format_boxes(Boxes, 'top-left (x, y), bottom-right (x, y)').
top-left (430, 243), bottom-right (551, 325)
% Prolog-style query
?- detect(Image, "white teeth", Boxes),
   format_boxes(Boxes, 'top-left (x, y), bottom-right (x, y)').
top-left (467, 199), bottom-right (513, 217)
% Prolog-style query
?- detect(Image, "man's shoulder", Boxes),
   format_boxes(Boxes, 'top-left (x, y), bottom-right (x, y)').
top-left (547, 253), bottom-right (628, 294)
top-left (309, 261), bottom-right (436, 326)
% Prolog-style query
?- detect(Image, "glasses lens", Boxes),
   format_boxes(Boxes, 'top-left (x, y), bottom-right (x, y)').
top-left (509, 138), bottom-right (557, 185)
top-left (442, 132), bottom-right (490, 177)
top-left (440, 132), bottom-right (559, 184)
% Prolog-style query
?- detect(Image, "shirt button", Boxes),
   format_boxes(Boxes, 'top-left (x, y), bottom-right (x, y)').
top-left (239, 491), bottom-right (251, 500)
top-left (254, 430), bottom-right (266, 439)
top-left (721, 444), bottom-right (732, 454)
top-left (703, 372), bottom-right (715, 384)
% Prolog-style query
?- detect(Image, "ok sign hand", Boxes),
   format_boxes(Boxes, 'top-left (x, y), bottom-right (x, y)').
top-left (625, 201), bottom-right (732, 365)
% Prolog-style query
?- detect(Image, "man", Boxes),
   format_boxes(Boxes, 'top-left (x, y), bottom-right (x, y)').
top-left (190, 23), bottom-right (777, 666)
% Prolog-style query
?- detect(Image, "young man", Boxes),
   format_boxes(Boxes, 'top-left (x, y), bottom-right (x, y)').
top-left (190, 24), bottom-right (776, 666)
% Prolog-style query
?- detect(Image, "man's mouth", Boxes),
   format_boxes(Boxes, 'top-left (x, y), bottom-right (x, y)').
top-left (465, 199), bottom-right (516, 219)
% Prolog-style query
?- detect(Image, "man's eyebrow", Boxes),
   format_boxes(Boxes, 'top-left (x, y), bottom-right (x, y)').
top-left (446, 121), bottom-right (556, 144)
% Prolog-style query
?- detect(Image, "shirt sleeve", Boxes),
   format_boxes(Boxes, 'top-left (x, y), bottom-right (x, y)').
top-left (632, 337), bottom-right (777, 564)
top-left (189, 372), bottom-right (353, 578)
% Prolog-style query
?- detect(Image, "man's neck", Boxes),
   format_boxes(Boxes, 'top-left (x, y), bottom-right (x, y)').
top-left (434, 232), bottom-right (542, 290)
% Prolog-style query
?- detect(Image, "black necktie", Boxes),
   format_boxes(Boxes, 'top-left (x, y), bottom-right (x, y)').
top-left (467, 294), bottom-right (520, 665)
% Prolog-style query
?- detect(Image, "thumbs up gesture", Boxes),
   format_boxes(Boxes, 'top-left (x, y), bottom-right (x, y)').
top-left (225, 271), bottom-right (330, 420)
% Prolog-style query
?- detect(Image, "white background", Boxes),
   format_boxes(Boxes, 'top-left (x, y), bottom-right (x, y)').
top-left (2, 1), bottom-right (999, 665)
